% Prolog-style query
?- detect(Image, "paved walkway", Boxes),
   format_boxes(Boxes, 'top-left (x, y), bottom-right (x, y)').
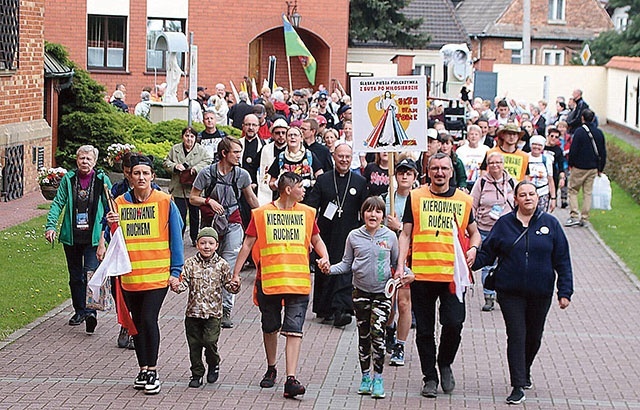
top-left (1, 192), bottom-right (639, 409)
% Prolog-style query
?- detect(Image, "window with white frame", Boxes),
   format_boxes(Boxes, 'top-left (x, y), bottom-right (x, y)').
top-left (511, 49), bottom-right (522, 64)
top-left (548, 0), bottom-right (566, 21)
top-left (543, 50), bottom-right (565, 65)
top-left (87, 15), bottom-right (127, 70)
top-left (146, 18), bottom-right (186, 71)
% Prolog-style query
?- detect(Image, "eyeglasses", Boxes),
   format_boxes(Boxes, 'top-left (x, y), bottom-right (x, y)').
top-left (273, 130), bottom-right (286, 135)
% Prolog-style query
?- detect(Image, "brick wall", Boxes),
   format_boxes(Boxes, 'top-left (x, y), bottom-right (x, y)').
top-left (477, 38), bottom-right (589, 65)
top-left (501, 0), bottom-right (613, 31)
top-left (43, 0), bottom-right (349, 109)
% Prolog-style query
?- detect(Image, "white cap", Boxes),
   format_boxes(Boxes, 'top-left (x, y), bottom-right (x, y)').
top-left (530, 135), bottom-right (546, 146)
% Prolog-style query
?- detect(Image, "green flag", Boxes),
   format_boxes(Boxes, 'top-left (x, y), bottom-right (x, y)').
top-left (282, 14), bottom-right (316, 85)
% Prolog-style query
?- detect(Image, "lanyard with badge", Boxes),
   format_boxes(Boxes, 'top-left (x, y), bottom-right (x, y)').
top-left (324, 170), bottom-right (351, 220)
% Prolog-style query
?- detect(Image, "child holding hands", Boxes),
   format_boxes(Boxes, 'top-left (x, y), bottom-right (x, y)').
top-left (173, 227), bottom-right (240, 388)
top-left (325, 196), bottom-right (414, 399)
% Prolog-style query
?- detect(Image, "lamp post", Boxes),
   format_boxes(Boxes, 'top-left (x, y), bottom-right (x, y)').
top-left (286, 0), bottom-right (301, 27)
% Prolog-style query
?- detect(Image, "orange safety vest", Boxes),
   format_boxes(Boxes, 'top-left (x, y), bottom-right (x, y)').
top-left (486, 146), bottom-right (529, 182)
top-left (251, 202), bottom-right (315, 295)
top-left (410, 186), bottom-right (472, 282)
top-left (116, 190), bottom-right (172, 291)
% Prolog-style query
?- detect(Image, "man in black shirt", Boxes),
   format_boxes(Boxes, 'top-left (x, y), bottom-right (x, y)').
top-left (301, 118), bottom-right (333, 172)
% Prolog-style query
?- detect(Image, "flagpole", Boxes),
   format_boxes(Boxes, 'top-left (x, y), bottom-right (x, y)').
top-left (287, 56), bottom-right (293, 95)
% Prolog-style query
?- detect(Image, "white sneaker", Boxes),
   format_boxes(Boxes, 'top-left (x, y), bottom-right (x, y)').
top-left (144, 370), bottom-right (161, 395)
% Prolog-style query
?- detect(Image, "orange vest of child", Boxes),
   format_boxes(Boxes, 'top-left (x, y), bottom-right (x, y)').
top-left (409, 186), bottom-right (472, 282)
top-left (116, 190), bottom-right (172, 291)
top-left (251, 202), bottom-right (316, 295)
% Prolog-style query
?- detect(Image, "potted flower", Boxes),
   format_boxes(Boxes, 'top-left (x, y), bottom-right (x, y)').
top-left (105, 143), bottom-right (136, 172)
top-left (38, 166), bottom-right (67, 200)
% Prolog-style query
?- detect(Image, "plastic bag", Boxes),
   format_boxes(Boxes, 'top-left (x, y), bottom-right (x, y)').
top-left (592, 173), bottom-right (612, 210)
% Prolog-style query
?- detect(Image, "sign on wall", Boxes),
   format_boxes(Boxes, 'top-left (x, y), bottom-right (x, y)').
top-left (351, 76), bottom-right (427, 153)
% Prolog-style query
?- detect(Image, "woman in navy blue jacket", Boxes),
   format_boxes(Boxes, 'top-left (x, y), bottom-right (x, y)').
top-left (472, 181), bottom-right (573, 405)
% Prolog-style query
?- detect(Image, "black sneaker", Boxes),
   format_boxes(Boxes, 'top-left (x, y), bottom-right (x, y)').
top-left (133, 370), bottom-right (147, 390)
top-left (389, 343), bottom-right (405, 366)
top-left (188, 376), bottom-right (203, 388)
top-left (439, 365), bottom-right (455, 394)
top-left (421, 380), bottom-right (437, 398)
top-left (260, 367), bottom-right (277, 388)
top-left (117, 327), bottom-right (129, 348)
top-left (85, 313), bottom-right (97, 335)
top-left (524, 376), bottom-right (533, 390)
top-left (506, 387), bottom-right (525, 404)
top-left (385, 324), bottom-right (397, 354)
top-left (68, 313), bottom-right (85, 326)
top-left (283, 377), bottom-right (306, 398)
top-left (333, 312), bottom-right (352, 327)
top-left (126, 336), bottom-right (135, 350)
top-left (144, 370), bottom-right (161, 395)
top-left (207, 365), bottom-right (220, 384)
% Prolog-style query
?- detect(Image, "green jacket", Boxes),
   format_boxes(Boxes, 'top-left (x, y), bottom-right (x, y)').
top-left (45, 169), bottom-right (112, 246)
top-left (162, 142), bottom-right (212, 198)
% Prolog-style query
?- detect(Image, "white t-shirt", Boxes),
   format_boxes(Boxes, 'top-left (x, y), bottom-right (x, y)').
top-left (456, 144), bottom-right (489, 184)
top-left (528, 153), bottom-right (554, 196)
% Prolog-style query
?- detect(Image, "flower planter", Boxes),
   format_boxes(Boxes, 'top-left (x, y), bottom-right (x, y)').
top-left (40, 184), bottom-right (59, 200)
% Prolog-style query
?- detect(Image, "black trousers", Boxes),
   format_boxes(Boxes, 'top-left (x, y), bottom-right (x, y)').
top-left (410, 281), bottom-right (465, 383)
top-left (174, 196), bottom-right (200, 243)
top-left (123, 287), bottom-right (168, 368)
top-left (497, 292), bottom-right (552, 387)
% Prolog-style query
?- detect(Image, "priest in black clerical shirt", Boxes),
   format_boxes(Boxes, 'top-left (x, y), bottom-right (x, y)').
top-left (306, 143), bottom-right (368, 327)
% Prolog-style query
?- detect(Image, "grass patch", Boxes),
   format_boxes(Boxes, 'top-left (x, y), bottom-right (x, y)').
top-left (589, 181), bottom-right (640, 277)
top-left (605, 132), bottom-right (640, 154)
top-left (0, 215), bottom-right (68, 340)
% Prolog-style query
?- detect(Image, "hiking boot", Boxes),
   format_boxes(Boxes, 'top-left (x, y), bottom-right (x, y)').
top-left (357, 373), bottom-right (372, 395)
top-left (333, 312), bottom-right (352, 327)
top-left (440, 366), bottom-right (455, 394)
top-left (221, 309), bottom-right (234, 329)
top-left (117, 327), bottom-right (129, 348)
top-left (482, 294), bottom-right (495, 312)
top-left (85, 313), bottom-right (97, 335)
top-left (133, 370), bottom-right (147, 390)
top-left (283, 376), bottom-right (306, 398)
top-left (188, 376), bottom-right (203, 388)
top-left (260, 367), bottom-right (277, 388)
top-left (207, 365), bottom-right (219, 384)
top-left (371, 377), bottom-right (385, 399)
top-left (565, 218), bottom-right (582, 227)
top-left (68, 313), bottom-right (85, 326)
top-left (421, 380), bottom-right (438, 398)
top-left (144, 370), bottom-right (161, 395)
top-left (389, 343), bottom-right (405, 366)
top-left (385, 324), bottom-right (397, 353)
top-left (506, 387), bottom-right (525, 404)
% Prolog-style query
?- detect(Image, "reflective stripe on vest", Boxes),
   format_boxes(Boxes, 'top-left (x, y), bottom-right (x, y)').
top-left (116, 190), bottom-right (172, 291)
top-left (410, 187), bottom-right (472, 282)
top-left (252, 203), bottom-right (315, 295)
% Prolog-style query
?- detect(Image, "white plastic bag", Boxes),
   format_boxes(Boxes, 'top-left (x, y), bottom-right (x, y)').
top-left (592, 173), bottom-right (612, 210)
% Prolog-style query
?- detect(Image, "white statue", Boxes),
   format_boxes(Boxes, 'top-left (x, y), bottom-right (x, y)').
top-left (164, 52), bottom-right (183, 104)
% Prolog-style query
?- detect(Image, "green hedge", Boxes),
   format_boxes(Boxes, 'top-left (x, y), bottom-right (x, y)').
top-left (605, 137), bottom-right (640, 205)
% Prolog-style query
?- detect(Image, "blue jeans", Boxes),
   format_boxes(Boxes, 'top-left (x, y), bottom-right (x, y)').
top-left (479, 229), bottom-right (496, 296)
top-left (63, 243), bottom-right (99, 316)
top-left (218, 222), bottom-right (243, 312)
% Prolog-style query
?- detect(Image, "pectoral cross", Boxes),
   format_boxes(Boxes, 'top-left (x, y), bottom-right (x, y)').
top-left (337, 207), bottom-right (343, 218)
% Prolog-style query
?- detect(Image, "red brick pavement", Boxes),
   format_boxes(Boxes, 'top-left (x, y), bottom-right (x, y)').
top-left (0, 190), bottom-right (48, 231)
top-left (1, 201), bottom-right (639, 408)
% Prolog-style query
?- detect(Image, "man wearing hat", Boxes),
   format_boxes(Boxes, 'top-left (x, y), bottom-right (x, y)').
top-left (384, 158), bottom-right (419, 366)
top-left (480, 123), bottom-right (529, 182)
top-left (334, 105), bottom-right (352, 132)
top-left (317, 93), bottom-right (336, 129)
top-left (258, 119), bottom-right (290, 204)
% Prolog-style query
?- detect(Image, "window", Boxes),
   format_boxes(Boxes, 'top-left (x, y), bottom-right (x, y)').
top-left (548, 0), bottom-right (565, 21)
top-left (87, 15), bottom-right (127, 70)
top-left (0, 0), bottom-right (20, 71)
top-left (146, 18), bottom-right (186, 71)
top-left (511, 49), bottom-right (521, 64)
top-left (543, 50), bottom-right (565, 65)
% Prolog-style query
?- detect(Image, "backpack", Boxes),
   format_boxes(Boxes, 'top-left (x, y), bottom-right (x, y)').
top-left (199, 163), bottom-right (242, 236)
top-left (203, 163), bottom-right (240, 201)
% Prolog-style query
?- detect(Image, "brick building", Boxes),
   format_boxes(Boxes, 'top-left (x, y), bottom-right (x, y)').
top-left (44, 0), bottom-right (349, 107)
top-left (1, 0), bottom-right (52, 200)
top-left (456, 0), bottom-right (613, 68)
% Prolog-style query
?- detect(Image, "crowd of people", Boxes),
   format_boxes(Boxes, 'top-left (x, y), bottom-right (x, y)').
top-left (46, 82), bottom-right (606, 404)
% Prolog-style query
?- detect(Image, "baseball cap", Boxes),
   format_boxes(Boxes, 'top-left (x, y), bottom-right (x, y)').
top-left (427, 128), bottom-right (439, 140)
top-left (316, 115), bottom-right (327, 125)
top-left (293, 90), bottom-right (303, 97)
top-left (338, 105), bottom-right (351, 116)
top-left (270, 118), bottom-right (290, 133)
top-left (197, 86), bottom-right (207, 92)
top-left (396, 158), bottom-right (418, 173)
top-left (318, 93), bottom-right (328, 100)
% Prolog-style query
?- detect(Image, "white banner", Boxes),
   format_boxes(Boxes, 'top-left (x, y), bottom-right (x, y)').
top-left (350, 76), bottom-right (427, 153)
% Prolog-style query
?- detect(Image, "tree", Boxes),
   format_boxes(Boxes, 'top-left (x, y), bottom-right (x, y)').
top-left (349, 0), bottom-right (429, 48)
top-left (587, 0), bottom-right (640, 65)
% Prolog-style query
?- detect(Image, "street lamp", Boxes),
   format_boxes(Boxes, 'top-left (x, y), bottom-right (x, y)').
top-left (286, 0), bottom-right (301, 27)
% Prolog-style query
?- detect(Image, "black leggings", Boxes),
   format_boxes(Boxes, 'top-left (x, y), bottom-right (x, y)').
top-left (123, 287), bottom-right (168, 368)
